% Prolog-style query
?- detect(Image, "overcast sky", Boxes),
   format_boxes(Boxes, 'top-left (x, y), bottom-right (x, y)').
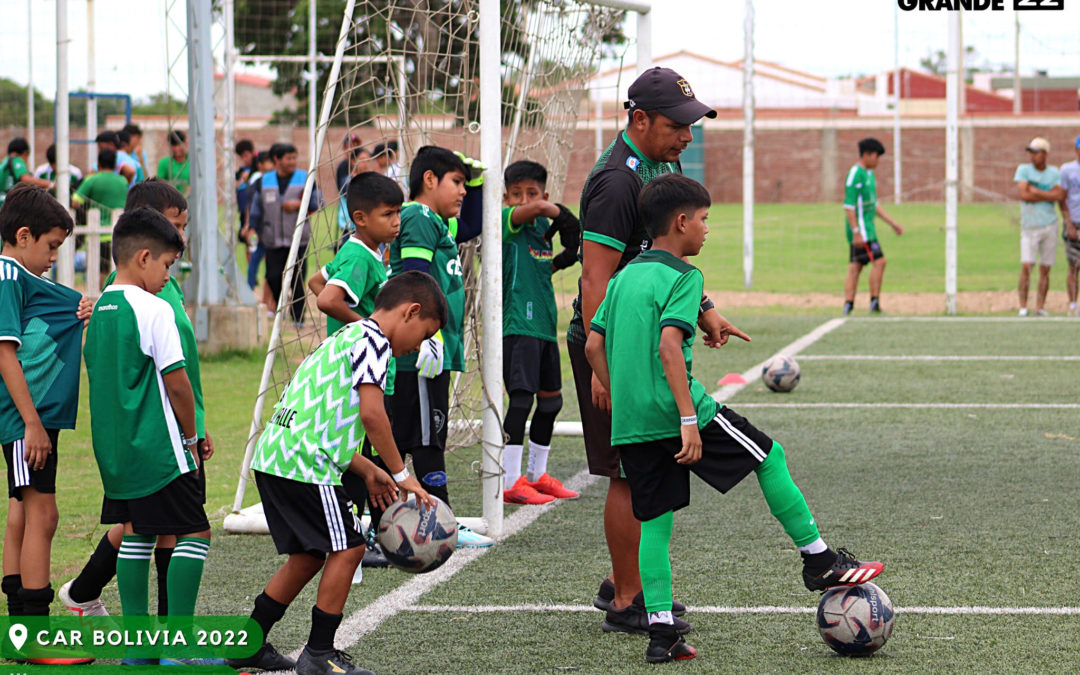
top-left (1, 0), bottom-right (1078, 101)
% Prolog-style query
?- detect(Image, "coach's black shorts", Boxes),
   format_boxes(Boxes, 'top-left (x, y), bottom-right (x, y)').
top-left (618, 406), bottom-right (773, 522)
top-left (503, 335), bottom-right (562, 394)
top-left (389, 369), bottom-right (449, 453)
top-left (3, 428), bottom-right (60, 500)
top-left (567, 341), bottom-right (619, 478)
top-left (849, 240), bottom-right (884, 265)
top-left (101, 472), bottom-right (210, 535)
top-left (255, 471), bottom-right (365, 558)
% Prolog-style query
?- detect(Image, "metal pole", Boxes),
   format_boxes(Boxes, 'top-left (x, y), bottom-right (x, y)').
top-left (308, 0), bottom-right (317, 167)
top-left (945, 11), bottom-right (959, 316)
top-left (635, 8), bottom-right (652, 74)
top-left (594, 95), bottom-right (603, 161)
top-left (87, 0), bottom-right (96, 169)
top-left (1013, 12), bottom-right (1021, 114)
top-left (742, 0), bottom-right (754, 290)
top-left (479, 0), bottom-right (504, 537)
top-left (56, 0), bottom-right (74, 288)
top-left (893, 2), bottom-right (901, 204)
top-left (27, 0), bottom-right (34, 165)
top-left (223, 0), bottom-right (238, 251)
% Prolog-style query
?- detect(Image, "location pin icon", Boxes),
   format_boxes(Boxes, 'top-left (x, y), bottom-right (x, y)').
top-left (9, 623), bottom-right (27, 651)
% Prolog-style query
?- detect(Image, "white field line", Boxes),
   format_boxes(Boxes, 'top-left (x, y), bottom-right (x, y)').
top-left (729, 403), bottom-right (1080, 409)
top-left (710, 318), bottom-right (846, 401)
top-left (405, 603), bottom-right (1080, 616)
top-left (276, 469), bottom-right (601, 664)
top-left (798, 355), bottom-right (1080, 361)
top-left (849, 316), bottom-right (1078, 323)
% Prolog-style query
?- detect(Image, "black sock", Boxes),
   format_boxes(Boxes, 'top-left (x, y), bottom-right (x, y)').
top-left (2, 574), bottom-right (24, 616)
top-left (870, 296), bottom-right (880, 309)
top-left (251, 591), bottom-right (289, 643)
top-left (843, 300), bottom-right (854, 313)
top-left (154, 547), bottom-right (173, 617)
top-left (69, 532), bottom-right (119, 603)
top-left (18, 585), bottom-right (54, 616)
top-left (307, 605), bottom-right (343, 654)
top-left (801, 548), bottom-right (837, 572)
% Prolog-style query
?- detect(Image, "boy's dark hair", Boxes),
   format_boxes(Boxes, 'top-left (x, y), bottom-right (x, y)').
top-left (637, 173), bottom-right (711, 239)
top-left (167, 130), bottom-right (186, 146)
top-left (372, 142), bottom-right (387, 157)
top-left (46, 144), bottom-right (56, 164)
top-left (95, 131), bottom-right (118, 146)
top-left (347, 171), bottom-right (404, 217)
top-left (126, 178), bottom-right (188, 214)
top-left (235, 139), bottom-right (255, 156)
top-left (348, 145), bottom-right (369, 162)
top-left (98, 149), bottom-right (118, 170)
top-left (111, 207), bottom-right (185, 265)
top-left (7, 138), bottom-right (29, 156)
top-left (407, 146), bottom-right (467, 200)
top-left (504, 160), bottom-right (547, 189)
top-left (858, 138), bottom-right (885, 156)
top-left (270, 143), bottom-right (297, 160)
top-left (374, 270), bottom-right (448, 327)
top-left (0, 184), bottom-right (74, 244)
top-left (116, 130), bottom-right (131, 147)
top-left (122, 123), bottom-right (142, 137)
top-left (255, 150), bottom-right (271, 166)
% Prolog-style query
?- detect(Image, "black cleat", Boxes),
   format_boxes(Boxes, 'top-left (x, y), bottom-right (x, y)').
top-left (295, 646), bottom-right (374, 675)
top-left (593, 578), bottom-right (686, 616)
top-left (226, 641), bottom-right (296, 671)
top-left (602, 603), bottom-right (690, 636)
top-left (645, 624), bottom-right (697, 663)
top-left (802, 547), bottom-right (884, 591)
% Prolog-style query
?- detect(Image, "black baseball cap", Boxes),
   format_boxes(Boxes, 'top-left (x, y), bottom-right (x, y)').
top-left (624, 67), bottom-right (717, 125)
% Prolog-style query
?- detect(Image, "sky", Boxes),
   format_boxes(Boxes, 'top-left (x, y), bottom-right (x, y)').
top-left (1, 0), bottom-right (1078, 102)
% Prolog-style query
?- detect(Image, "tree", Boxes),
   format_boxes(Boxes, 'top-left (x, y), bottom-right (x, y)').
top-left (920, 45), bottom-right (1010, 83)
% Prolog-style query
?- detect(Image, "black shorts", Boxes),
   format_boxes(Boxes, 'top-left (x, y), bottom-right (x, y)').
top-left (3, 429), bottom-right (60, 500)
top-left (389, 369), bottom-right (449, 452)
top-left (101, 472), bottom-right (210, 535)
top-left (254, 471), bottom-right (365, 558)
top-left (567, 340), bottom-right (619, 478)
top-left (849, 240), bottom-right (884, 265)
top-left (503, 335), bottom-right (562, 394)
top-left (618, 406), bottom-right (773, 522)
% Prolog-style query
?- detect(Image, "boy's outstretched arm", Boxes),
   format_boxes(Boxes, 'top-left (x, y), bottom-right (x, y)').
top-left (658, 326), bottom-right (702, 465)
top-left (162, 367), bottom-right (198, 464)
top-left (510, 200), bottom-right (560, 226)
top-left (357, 383), bottom-right (436, 509)
top-left (0, 342), bottom-right (51, 470)
top-left (584, 331), bottom-right (611, 411)
top-left (698, 307), bottom-right (750, 349)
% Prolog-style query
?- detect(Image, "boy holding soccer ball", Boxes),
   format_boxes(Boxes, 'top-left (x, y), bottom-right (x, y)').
top-left (585, 174), bottom-right (884, 663)
top-left (229, 272), bottom-right (443, 675)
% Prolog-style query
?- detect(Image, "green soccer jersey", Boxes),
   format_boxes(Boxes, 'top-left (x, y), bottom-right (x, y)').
top-left (84, 284), bottom-right (196, 500)
top-left (388, 202), bottom-right (465, 372)
top-left (502, 207), bottom-right (557, 342)
top-left (590, 250), bottom-right (718, 446)
top-left (843, 164), bottom-right (877, 243)
top-left (0, 255), bottom-right (84, 443)
top-left (104, 271), bottom-right (204, 437)
top-left (251, 318), bottom-right (391, 485)
top-left (0, 156), bottom-right (29, 206)
top-left (320, 236), bottom-right (395, 395)
top-left (158, 156), bottom-right (191, 196)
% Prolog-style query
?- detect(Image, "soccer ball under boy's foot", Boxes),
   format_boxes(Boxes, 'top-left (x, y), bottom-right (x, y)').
top-left (645, 624), bottom-right (697, 664)
top-left (802, 547), bottom-right (884, 591)
top-left (295, 646), bottom-right (374, 675)
top-left (593, 578), bottom-right (687, 617)
top-left (226, 641), bottom-right (296, 671)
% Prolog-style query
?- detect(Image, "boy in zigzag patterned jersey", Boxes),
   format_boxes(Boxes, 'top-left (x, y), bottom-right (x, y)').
top-left (232, 272), bottom-right (446, 675)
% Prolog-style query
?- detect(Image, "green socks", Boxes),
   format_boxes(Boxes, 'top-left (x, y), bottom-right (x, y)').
top-left (166, 537), bottom-right (210, 616)
top-left (754, 442), bottom-right (821, 547)
top-left (117, 534), bottom-right (155, 616)
top-left (639, 510), bottom-right (675, 614)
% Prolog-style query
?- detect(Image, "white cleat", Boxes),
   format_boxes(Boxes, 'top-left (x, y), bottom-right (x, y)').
top-left (59, 579), bottom-right (109, 616)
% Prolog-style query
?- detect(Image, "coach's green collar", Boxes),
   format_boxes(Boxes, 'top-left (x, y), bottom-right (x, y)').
top-left (621, 131), bottom-right (663, 170)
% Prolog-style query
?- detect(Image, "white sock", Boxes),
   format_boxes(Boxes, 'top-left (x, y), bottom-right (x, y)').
top-left (526, 442), bottom-right (550, 482)
top-left (648, 610), bottom-right (674, 626)
top-left (503, 444), bottom-right (523, 490)
top-left (1070, 302), bottom-right (1078, 310)
top-left (798, 537), bottom-right (828, 555)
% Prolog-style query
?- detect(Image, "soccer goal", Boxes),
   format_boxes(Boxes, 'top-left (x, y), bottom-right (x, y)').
top-left (225, 0), bottom-right (647, 537)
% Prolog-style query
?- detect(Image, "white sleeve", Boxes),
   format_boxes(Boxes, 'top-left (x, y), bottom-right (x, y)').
top-left (144, 300), bottom-right (186, 372)
top-left (349, 329), bottom-right (390, 391)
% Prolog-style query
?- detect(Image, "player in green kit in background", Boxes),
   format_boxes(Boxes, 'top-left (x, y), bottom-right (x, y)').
top-left (499, 160), bottom-right (581, 505)
top-left (842, 138), bottom-right (904, 316)
top-left (586, 174), bottom-right (884, 663)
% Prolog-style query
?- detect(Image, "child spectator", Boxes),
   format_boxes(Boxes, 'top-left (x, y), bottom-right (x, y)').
top-left (157, 130), bottom-right (190, 196)
top-left (243, 150), bottom-right (273, 296)
top-left (122, 123), bottom-right (149, 183)
top-left (114, 129), bottom-right (140, 185)
top-left (73, 149), bottom-right (129, 282)
top-left (1, 138), bottom-right (54, 207)
top-left (34, 143), bottom-right (84, 192)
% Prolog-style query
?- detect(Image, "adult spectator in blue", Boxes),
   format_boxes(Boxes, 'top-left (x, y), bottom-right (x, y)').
top-left (1014, 137), bottom-right (1066, 317)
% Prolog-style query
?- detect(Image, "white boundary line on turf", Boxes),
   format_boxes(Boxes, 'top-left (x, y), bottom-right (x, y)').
top-left (849, 316), bottom-right (1078, 323)
top-left (798, 355), bottom-right (1080, 361)
top-left (728, 403), bottom-right (1080, 409)
top-left (710, 318), bottom-right (847, 401)
top-left (404, 603), bottom-right (1080, 616)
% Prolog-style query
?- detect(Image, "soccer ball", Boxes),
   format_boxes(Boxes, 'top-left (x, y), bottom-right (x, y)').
top-left (377, 496), bottom-right (458, 574)
top-left (761, 354), bottom-right (801, 392)
top-left (816, 582), bottom-right (895, 656)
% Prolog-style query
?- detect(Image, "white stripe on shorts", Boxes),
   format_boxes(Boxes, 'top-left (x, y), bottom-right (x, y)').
top-left (713, 411), bottom-right (768, 463)
top-left (319, 485), bottom-right (348, 552)
top-left (418, 376), bottom-right (431, 447)
top-left (13, 439), bottom-right (30, 488)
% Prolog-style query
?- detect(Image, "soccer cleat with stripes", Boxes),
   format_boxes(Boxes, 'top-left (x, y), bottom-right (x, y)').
top-left (645, 624), bottom-right (697, 664)
top-left (456, 523), bottom-right (495, 548)
top-left (59, 579), bottom-right (109, 616)
top-left (504, 476), bottom-right (556, 505)
top-left (295, 646), bottom-right (374, 675)
top-left (802, 547), bottom-right (884, 591)
top-left (526, 473), bottom-right (579, 499)
top-left (226, 641), bottom-right (296, 671)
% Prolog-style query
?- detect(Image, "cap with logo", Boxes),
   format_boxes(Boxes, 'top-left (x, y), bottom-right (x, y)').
top-left (624, 67), bottom-right (717, 126)
top-left (1026, 137), bottom-right (1051, 153)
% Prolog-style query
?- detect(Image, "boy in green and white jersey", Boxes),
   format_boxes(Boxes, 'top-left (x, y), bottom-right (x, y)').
top-left (498, 160), bottom-right (581, 505)
top-left (0, 138), bottom-right (55, 208)
top-left (228, 272), bottom-right (445, 675)
top-left (586, 174), bottom-right (884, 664)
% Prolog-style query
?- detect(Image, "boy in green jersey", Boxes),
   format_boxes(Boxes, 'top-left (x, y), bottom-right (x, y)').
top-left (229, 272), bottom-right (444, 675)
top-left (0, 139), bottom-right (55, 207)
top-left (498, 160), bottom-right (581, 505)
top-left (387, 146), bottom-right (494, 547)
top-left (586, 174), bottom-right (884, 663)
top-left (61, 179), bottom-right (212, 626)
top-left (0, 185), bottom-right (93, 664)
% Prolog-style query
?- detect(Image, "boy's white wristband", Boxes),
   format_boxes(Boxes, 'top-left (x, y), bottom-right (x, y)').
top-left (392, 467), bottom-right (410, 483)
top-left (680, 415), bottom-right (698, 427)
